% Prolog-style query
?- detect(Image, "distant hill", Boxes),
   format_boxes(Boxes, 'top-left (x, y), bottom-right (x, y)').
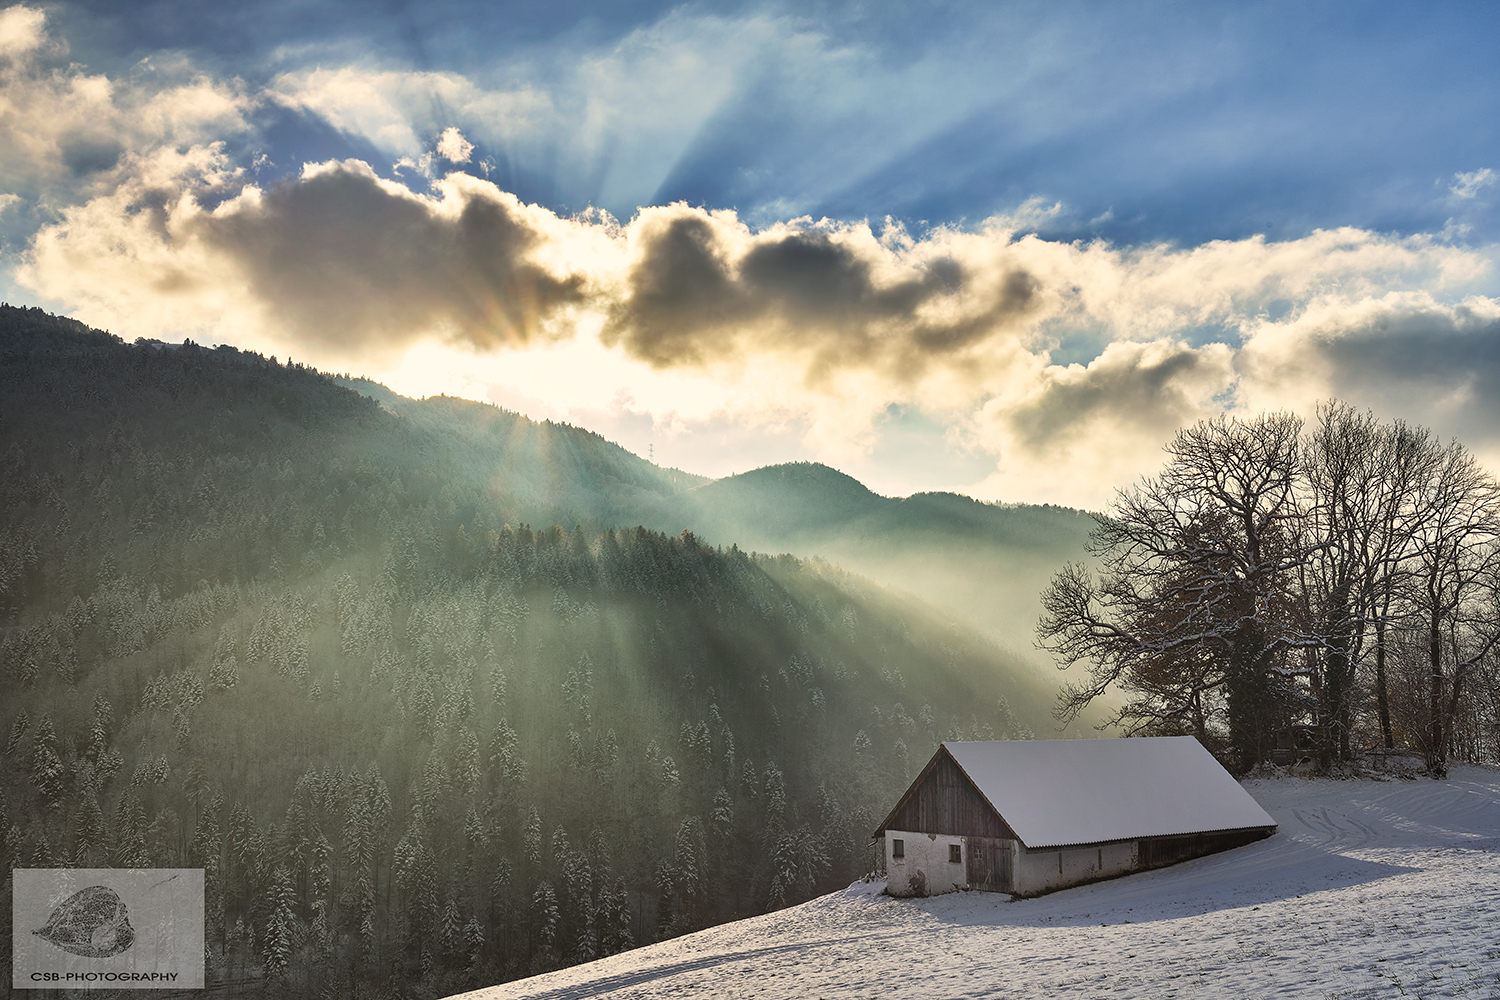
top-left (686, 463), bottom-right (884, 535)
top-left (669, 462), bottom-right (1096, 662)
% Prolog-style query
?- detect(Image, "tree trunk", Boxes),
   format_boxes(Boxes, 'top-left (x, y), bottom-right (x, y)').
top-left (1319, 601), bottom-right (1351, 770)
top-left (1226, 624), bottom-right (1273, 775)
top-left (1444, 661), bottom-right (1473, 765)
top-left (1427, 611), bottom-right (1446, 778)
top-left (1374, 620), bottom-right (1394, 749)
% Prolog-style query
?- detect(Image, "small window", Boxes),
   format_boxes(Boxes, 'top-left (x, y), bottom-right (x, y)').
top-left (892, 838), bottom-right (904, 859)
top-left (949, 844), bottom-right (962, 864)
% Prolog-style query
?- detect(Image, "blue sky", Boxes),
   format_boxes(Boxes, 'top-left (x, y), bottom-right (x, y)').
top-left (39, 0), bottom-right (1500, 244)
top-left (4, 1), bottom-right (1500, 505)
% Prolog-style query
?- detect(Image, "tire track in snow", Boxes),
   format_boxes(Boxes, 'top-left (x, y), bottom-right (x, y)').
top-left (1289, 806), bottom-right (1377, 848)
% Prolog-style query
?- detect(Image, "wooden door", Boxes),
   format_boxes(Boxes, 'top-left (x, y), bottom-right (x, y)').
top-left (966, 836), bottom-right (1013, 891)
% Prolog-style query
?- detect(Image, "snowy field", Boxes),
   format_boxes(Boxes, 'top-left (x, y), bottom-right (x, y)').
top-left (454, 765), bottom-right (1500, 999)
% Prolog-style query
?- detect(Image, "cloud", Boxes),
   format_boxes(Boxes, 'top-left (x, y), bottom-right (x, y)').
top-left (951, 338), bottom-right (1239, 505)
top-left (1238, 293), bottom-right (1500, 432)
top-left (435, 127), bottom-right (473, 164)
top-left (601, 206), bottom-right (1040, 380)
top-left (21, 124), bottom-right (1500, 507)
top-left (1450, 168), bottom-right (1496, 200)
top-left (0, 4), bottom-right (46, 59)
top-left (21, 156), bottom-right (604, 360)
top-left (1004, 340), bottom-right (1236, 455)
top-left (268, 66), bottom-right (553, 163)
top-left (259, 11), bottom-right (851, 219)
top-left (10, 4), bottom-right (1500, 507)
top-left (0, 5), bottom-right (252, 242)
top-left (196, 162), bottom-right (591, 352)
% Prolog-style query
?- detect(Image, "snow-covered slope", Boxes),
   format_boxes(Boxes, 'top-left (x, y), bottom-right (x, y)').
top-left (454, 766), bottom-right (1500, 999)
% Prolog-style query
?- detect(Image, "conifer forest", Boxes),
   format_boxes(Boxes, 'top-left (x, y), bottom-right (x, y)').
top-left (0, 306), bottom-right (1042, 997)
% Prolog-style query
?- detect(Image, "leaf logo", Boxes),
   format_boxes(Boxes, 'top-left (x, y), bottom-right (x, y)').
top-left (33, 885), bottom-right (136, 958)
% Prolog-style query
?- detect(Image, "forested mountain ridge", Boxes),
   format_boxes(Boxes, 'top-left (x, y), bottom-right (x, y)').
top-left (0, 305), bottom-right (1044, 998)
top-left (327, 370), bottom-right (1097, 682)
top-left (683, 461), bottom-right (1090, 548)
top-left (333, 377), bottom-right (709, 533)
top-left (668, 461), bottom-right (1096, 666)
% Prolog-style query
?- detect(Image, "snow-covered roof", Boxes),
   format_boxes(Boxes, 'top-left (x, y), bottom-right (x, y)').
top-left (942, 737), bottom-right (1276, 849)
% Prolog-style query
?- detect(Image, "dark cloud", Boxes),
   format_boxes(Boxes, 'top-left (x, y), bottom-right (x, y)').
top-left (1315, 306), bottom-right (1500, 432)
top-left (603, 208), bottom-right (1037, 375)
top-left (195, 163), bottom-right (585, 352)
top-left (607, 213), bottom-right (745, 364)
top-left (1007, 342), bottom-right (1230, 455)
top-left (58, 134), bottom-right (124, 175)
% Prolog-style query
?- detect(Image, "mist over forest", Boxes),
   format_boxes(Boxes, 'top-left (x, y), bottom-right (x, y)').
top-left (340, 384), bottom-right (1099, 716)
top-left (674, 463), bottom-right (1095, 678)
top-left (0, 305), bottom-right (1060, 996)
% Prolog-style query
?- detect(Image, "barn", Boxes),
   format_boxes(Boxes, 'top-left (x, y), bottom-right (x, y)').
top-left (874, 737), bottom-right (1277, 897)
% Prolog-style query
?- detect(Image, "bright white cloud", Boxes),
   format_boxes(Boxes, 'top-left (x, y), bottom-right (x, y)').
top-left (1450, 168), bottom-right (1496, 200)
top-left (435, 126), bottom-right (473, 164)
top-left (0, 4), bottom-right (45, 59)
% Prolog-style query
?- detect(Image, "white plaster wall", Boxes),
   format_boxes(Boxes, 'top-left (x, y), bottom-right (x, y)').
top-left (884, 830), bottom-right (969, 897)
top-left (1014, 840), bottom-right (1138, 896)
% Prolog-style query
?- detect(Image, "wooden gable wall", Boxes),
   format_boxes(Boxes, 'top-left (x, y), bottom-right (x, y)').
top-left (881, 749), bottom-right (1017, 840)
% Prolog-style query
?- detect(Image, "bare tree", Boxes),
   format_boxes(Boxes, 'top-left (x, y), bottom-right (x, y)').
top-left (1039, 413), bottom-right (1307, 773)
top-left (1363, 420), bottom-right (1446, 750)
top-left (1295, 404), bottom-right (1440, 765)
top-left (1406, 440), bottom-right (1500, 776)
top-left (1042, 403), bottom-right (1500, 775)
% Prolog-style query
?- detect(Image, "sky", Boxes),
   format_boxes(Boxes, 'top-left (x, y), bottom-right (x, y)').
top-left (3, 0), bottom-right (1500, 508)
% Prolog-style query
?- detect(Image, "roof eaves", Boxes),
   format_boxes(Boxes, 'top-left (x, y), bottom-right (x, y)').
top-left (1022, 822), bottom-right (1280, 853)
